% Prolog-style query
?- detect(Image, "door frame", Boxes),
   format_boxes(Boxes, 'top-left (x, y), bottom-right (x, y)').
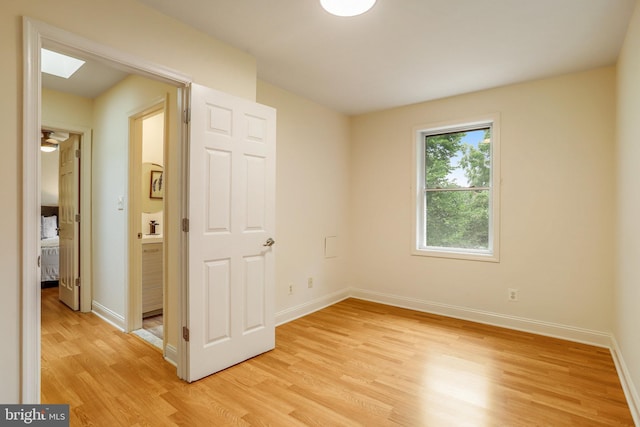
top-left (40, 122), bottom-right (92, 313)
top-left (127, 100), bottom-right (167, 334)
top-left (22, 16), bottom-right (192, 402)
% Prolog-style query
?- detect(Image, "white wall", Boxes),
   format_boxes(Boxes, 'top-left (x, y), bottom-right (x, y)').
top-left (2, 0), bottom-right (258, 402)
top-left (256, 81), bottom-right (352, 320)
top-left (616, 0), bottom-right (640, 417)
top-left (350, 67), bottom-right (616, 335)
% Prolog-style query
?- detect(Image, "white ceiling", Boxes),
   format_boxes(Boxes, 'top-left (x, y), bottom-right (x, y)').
top-left (42, 0), bottom-right (636, 115)
top-left (137, 0), bottom-right (636, 115)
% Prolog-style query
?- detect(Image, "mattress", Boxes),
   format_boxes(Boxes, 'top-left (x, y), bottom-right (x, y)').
top-left (41, 236), bottom-right (59, 281)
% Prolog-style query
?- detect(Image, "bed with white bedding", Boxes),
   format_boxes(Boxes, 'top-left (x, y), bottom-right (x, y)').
top-left (41, 236), bottom-right (60, 281)
top-left (41, 206), bottom-right (59, 285)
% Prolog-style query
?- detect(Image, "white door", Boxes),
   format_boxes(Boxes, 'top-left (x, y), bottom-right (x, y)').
top-left (58, 134), bottom-right (80, 310)
top-left (187, 84), bottom-right (276, 382)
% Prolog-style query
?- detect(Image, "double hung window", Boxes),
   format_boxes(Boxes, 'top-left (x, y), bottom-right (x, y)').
top-left (413, 116), bottom-right (500, 261)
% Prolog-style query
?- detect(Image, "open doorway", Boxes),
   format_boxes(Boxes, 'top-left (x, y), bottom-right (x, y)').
top-left (25, 18), bottom-right (191, 402)
top-left (41, 59), bottom-right (177, 334)
top-left (129, 106), bottom-right (167, 350)
top-left (25, 17), bottom-right (278, 403)
top-left (39, 129), bottom-right (83, 310)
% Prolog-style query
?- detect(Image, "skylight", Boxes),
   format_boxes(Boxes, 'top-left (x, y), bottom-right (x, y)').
top-left (41, 48), bottom-right (85, 79)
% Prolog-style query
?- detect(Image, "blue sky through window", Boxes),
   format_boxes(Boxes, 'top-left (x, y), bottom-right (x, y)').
top-left (446, 129), bottom-right (487, 187)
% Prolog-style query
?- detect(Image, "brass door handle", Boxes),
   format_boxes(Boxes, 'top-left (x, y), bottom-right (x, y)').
top-left (263, 238), bottom-right (275, 247)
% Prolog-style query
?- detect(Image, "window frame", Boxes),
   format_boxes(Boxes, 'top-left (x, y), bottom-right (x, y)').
top-left (412, 114), bottom-right (500, 262)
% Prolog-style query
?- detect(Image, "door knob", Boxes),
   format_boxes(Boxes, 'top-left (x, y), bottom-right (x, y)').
top-left (263, 237), bottom-right (275, 247)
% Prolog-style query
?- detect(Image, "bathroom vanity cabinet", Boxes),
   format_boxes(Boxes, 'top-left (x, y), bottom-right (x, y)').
top-left (142, 240), bottom-right (163, 316)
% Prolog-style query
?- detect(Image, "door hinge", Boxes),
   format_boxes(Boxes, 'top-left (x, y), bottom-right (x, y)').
top-left (75, 149), bottom-right (81, 158)
top-left (182, 218), bottom-right (189, 232)
top-left (75, 214), bottom-right (81, 222)
top-left (75, 277), bottom-right (80, 287)
top-left (183, 108), bottom-right (191, 124)
top-left (182, 326), bottom-right (190, 342)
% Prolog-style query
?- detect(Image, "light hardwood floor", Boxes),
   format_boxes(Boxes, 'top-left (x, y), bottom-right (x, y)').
top-left (143, 314), bottom-right (164, 340)
top-left (41, 287), bottom-right (634, 426)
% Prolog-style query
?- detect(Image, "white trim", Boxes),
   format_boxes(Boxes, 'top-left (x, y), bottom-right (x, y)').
top-left (349, 287), bottom-right (613, 348)
top-left (412, 113), bottom-right (501, 263)
top-left (275, 289), bottom-right (350, 326)
top-left (22, 16), bottom-right (191, 403)
top-left (22, 16), bottom-right (42, 404)
top-left (164, 344), bottom-right (178, 367)
top-left (275, 287), bottom-right (638, 420)
top-left (33, 18), bottom-right (190, 88)
top-left (91, 301), bottom-right (126, 331)
top-left (610, 336), bottom-right (640, 425)
top-left (177, 86), bottom-right (190, 381)
top-left (275, 287), bottom-right (613, 348)
top-left (126, 98), bottom-right (167, 334)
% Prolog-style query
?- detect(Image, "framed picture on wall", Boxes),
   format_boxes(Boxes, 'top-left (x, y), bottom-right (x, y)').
top-left (150, 170), bottom-right (164, 199)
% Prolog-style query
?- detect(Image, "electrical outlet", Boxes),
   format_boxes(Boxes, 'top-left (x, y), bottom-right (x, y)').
top-left (288, 284), bottom-right (293, 295)
top-left (508, 288), bottom-right (519, 302)
top-left (308, 277), bottom-right (314, 288)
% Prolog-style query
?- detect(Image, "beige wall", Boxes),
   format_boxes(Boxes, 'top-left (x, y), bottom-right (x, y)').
top-left (1, 0), bottom-right (257, 403)
top-left (3, 0), bottom-right (636, 411)
top-left (257, 81), bottom-right (352, 316)
top-left (40, 149), bottom-right (59, 206)
top-left (42, 88), bottom-right (94, 129)
top-left (41, 89), bottom-right (94, 206)
top-left (616, 0), bottom-right (640, 414)
top-left (92, 75), bottom-right (179, 349)
top-left (350, 67), bottom-right (616, 332)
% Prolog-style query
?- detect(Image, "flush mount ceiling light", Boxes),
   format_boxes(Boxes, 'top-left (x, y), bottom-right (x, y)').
top-left (320, 0), bottom-right (377, 17)
top-left (41, 48), bottom-right (86, 79)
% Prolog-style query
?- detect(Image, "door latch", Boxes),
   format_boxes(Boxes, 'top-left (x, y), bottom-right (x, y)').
top-left (263, 237), bottom-right (275, 247)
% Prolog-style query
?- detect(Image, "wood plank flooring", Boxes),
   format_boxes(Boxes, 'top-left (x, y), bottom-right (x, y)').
top-left (41, 288), bottom-right (634, 426)
top-left (143, 314), bottom-right (164, 340)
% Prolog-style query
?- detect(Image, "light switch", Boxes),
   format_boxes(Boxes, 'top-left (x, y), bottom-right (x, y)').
top-left (117, 196), bottom-right (124, 210)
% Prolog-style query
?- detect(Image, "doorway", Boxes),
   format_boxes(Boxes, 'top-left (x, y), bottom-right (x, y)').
top-left (24, 17), bottom-right (191, 402)
top-left (39, 120), bottom-right (93, 313)
top-left (39, 129), bottom-right (83, 310)
top-left (129, 105), bottom-right (167, 350)
top-left (24, 17), bottom-right (277, 403)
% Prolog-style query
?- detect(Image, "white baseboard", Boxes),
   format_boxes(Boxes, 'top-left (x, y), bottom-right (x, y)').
top-left (91, 300), bottom-right (125, 331)
top-left (164, 344), bottom-right (178, 367)
top-left (610, 337), bottom-right (640, 425)
top-left (349, 288), bottom-right (613, 348)
top-left (280, 287), bottom-right (639, 423)
top-left (349, 289), bottom-right (640, 419)
top-left (275, 289), bottom-right (350, 326)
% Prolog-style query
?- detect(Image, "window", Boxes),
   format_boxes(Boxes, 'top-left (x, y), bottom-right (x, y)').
top-left (413, 115), bottom-right (500, 261)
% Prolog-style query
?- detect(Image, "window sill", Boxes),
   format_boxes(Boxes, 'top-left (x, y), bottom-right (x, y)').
top-left (412, 247), bottom-right (499, 263)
